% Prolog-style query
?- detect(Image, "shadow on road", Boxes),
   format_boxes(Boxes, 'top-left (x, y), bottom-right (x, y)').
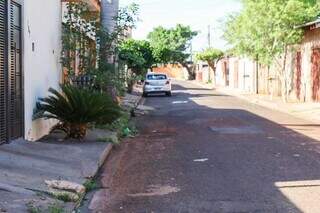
top-left (96, 81), bottom-right (320, 213)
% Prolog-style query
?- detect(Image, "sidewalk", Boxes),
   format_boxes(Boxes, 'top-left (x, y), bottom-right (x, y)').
top-left (0, 130), bottom-right (115, 212)
top-left (0, 89), bottom-right (142, 213)
top-left (190, 80), bottom-right (320, 124)
top-left (121, 84), bottom-right (143, 111)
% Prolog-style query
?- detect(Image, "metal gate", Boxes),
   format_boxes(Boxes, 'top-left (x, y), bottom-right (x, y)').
top-left (295, 51), bottom-right (302, 100)
top-left (234, 60), bottom-right (239, 88)
top-left (0, 0), bottom-right (23, 144)
top-left (311, 48), bottom-right (320, 102)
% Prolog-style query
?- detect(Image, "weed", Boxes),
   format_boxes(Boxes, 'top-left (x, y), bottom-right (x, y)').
top-left (83, 179), bottom-right (98, 192)
top-left (47, 203), bottom-right (64, 213)
top-left (98, 112), bottom-right (138, 139)
top-left (55, 193), bottom-right (72, 202)
top-left (97, 135), bottom-right (119, 144)
top-left (27, 205), bottom-right (41, 213)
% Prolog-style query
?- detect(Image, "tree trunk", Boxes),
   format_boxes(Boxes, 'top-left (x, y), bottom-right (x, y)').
top-left (181, 63), bottom-right (195, 80)
top-left (207, 61), bottom-right (216, 86)
top-left (280, 46), bottom-right (288, 102)
top-left (68, 123), bottom-right (87, 139)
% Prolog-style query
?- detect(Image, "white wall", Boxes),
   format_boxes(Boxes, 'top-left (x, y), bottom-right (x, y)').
top-left (23, 0), bottom-right (62, 141)
top-left (228, 57), bottom-right (237, 89)
top-left (215, 61), bottom-right (224, 86)
top-left (238, 58), bottom-right (255, 92)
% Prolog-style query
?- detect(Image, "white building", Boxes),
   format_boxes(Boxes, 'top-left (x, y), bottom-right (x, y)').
top-left (0, 0), bottom-right (100, 144)
top-left (23, 0), bottom-right (62, 141)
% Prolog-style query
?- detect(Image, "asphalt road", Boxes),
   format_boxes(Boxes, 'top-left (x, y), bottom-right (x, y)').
top-left (89, 80), bottom-right (320, 213)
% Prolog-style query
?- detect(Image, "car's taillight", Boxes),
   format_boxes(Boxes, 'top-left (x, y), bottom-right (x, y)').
top-left (166, 80), bottom-right (170, 85)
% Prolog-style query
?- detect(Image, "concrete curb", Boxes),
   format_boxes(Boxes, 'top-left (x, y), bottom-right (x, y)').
top-left (97, 143), bottom-right (113, 169)
top-left (76, 92), bottom-right (143, 212)
top-left (91, 92), bottom-right (142, 178)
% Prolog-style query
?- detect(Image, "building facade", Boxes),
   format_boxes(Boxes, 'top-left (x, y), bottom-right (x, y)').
top-left (195, 18), bottom-right (320, 103)
top-left (0, 0), bottom-right (62, 143)
top-left (0, 0), bottom-right (101, 144)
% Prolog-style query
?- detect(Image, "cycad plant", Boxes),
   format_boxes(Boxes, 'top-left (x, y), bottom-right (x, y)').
top-left (34, 85), bottom-right (122, 139)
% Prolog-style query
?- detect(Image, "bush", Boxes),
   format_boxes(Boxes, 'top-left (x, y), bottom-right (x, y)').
top-left (34, 84), bottom-right (122, 139)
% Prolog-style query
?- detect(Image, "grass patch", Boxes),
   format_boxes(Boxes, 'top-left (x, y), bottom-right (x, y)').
top-left (83, 179), bottom-right (98, 192)
top-left (55, 193), bottom-right (73, 202)
top-left (97, 112), bottom-right (138, 140)
top-left (27, 205), bottom-right (41, 213)
top-left (47, 203), bottom-right (65, 213)
top-left (27, 203), bottom-right (65, 213)
top-left (97, 135), bottom-right (119, 145)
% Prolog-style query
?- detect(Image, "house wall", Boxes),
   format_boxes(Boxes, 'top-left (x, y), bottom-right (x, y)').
top-left (194, 61), bottom-right (213, 84)
top-left (153, 64), bottom-right (187, 79)
top-left (215, 59), bottom-right (225, 87)
top-left (23, 0), bottom-right (62, 141)
top-left (215, 57), bottom-right (256, 93)
top-left (228, 57), bottom-right (238, 89)
top-left (195, 26), bottom-right (320, 103)
top-left (297, 27), bottom-right (320, 102)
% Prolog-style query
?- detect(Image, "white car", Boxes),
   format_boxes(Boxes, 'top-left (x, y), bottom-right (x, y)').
top-left (143, 73), bottom-right (172, 97)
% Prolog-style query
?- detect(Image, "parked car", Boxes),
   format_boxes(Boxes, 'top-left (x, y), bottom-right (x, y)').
top-left (143, 73), bottom-right (172, 97)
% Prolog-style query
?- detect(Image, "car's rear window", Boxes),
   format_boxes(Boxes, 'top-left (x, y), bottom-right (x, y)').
top-left (147, 74), bottom-right (167, 80)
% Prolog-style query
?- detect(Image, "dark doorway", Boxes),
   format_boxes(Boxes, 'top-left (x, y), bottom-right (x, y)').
top-left (0, 0), bottom-right (23, 144)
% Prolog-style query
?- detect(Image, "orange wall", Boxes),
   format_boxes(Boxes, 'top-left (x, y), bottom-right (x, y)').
top-left (152, 64), bottom-right (184, 79)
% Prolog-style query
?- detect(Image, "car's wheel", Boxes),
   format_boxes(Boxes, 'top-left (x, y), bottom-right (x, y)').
top-left (166, 92), bottom-right (172, 97)
top-left (143, 92), bottom-right (148, 97)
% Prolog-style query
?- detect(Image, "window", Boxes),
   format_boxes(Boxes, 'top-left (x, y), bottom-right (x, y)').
top-left (147, 74), bottom-right (167, 80)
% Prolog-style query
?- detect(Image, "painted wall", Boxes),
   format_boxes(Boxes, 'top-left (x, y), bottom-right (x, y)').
top-left (298, 27), bottom-right (320, 102)
top-left (153, 64), bottom-right (187, 79)
top-left (23, 0), bottom-right (62, 141)
top-left (215, 57), bottom-right (256, 93)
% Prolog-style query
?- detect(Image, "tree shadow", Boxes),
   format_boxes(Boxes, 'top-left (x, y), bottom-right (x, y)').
top-left (133, 82), bottom-right (320, 212)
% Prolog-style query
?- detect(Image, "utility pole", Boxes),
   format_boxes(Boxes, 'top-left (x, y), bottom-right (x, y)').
top-left (208, 25), bottom-right (211, 48)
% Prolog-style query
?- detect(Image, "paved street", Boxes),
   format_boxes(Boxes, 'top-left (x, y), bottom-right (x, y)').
top-left (90, 80), bottom-right (320, 213)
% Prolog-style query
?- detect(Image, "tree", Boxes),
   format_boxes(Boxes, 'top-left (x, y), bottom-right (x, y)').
top-left (148, 24), bottom-right (198, 79)
top-left (224, 0), bottom-right (319, 100)
top-left (61, 2), bottom-right (99, 82)
top-left (119, 39), bottom-right (154, 76)
top-left (90, 3), bottom-right (140, 96)
top-left (196, 48), bottom-right (224, 85)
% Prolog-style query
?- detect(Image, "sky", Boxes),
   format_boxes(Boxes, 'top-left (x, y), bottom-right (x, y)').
top-left (119, 0), bottom-right (242, 52)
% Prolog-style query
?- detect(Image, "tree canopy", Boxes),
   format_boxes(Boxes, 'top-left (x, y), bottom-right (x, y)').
top-left (224, 0), bottom-right (320, 65)
top-left (196, 48), bottom-right (224, 65)
top-left (148, 24), bottom-right (198, 65)
top-left (195, 48), bottom-right (224, 85)
top-left (119, 39), bottom-right (154, 75)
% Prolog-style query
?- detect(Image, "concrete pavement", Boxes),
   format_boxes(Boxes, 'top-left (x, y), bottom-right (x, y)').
top-left (0, 88), bottom-right (142, 213)
top-left (89, 80), bottom-right (320, 213)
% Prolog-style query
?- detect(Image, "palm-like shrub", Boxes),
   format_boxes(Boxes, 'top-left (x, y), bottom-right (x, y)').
top-left (35, 85), bottom-right (122, 139)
